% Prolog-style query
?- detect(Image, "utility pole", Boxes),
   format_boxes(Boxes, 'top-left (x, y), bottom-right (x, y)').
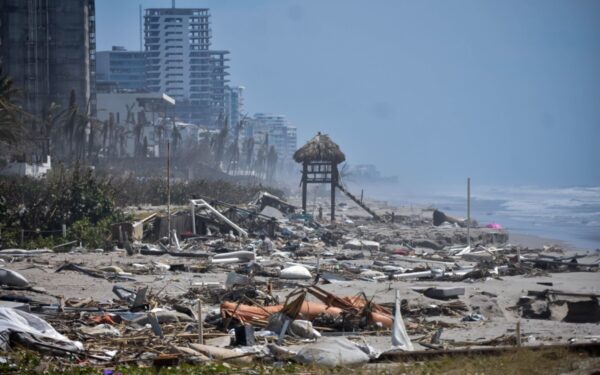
top-left (467, 177), bottom-right (471, 250)
top-left (167, 141), bottom-right (171, 245)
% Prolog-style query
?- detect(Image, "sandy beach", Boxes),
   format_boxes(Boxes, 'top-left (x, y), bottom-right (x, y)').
top-left (3, 192), bottom-right (598, 365)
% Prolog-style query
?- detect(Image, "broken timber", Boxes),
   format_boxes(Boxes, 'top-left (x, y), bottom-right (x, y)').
top-left (190, 199), bottom-right (248, 237)
top-left (335, 183), bottom-right (382, 221)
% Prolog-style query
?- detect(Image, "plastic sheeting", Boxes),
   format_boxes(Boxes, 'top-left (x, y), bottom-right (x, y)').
top-left (391, 290), bottom-right (413, 351)
top-left (0, 268), bottom-right (30, 288)
top-left (0, 307), bottom-right (83, 352)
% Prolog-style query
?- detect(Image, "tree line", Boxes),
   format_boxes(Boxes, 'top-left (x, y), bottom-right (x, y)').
top-left (0, 65), bottom-right (281, 182)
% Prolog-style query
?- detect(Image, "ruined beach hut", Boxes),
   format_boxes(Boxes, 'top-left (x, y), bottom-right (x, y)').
top-left (294, 132), bottom-right (346, 221)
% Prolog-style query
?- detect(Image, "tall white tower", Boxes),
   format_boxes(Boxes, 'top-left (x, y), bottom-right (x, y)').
top-left (144, 8), bottom-right (229, 126)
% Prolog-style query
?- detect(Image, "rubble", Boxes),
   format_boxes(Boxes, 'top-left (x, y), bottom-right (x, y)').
top-left (0, 191), bottom-right (597, 371)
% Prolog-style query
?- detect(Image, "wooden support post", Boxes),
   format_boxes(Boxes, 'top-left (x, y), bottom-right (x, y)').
top-left (516, 320), bottom-right (522, 347)
top-left (301, 163), bottom-right (308, 214)
top-left (467, 177), bottom-right (471, 250)
top-left (331, 163), bottom-right (337, 221)
top-left (198, 299), bottom-right (204, 344)
top-left (20, 229), bottom-right (24, 246)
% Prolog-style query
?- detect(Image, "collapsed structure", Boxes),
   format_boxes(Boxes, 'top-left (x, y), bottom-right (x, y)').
top-left (0, 187), bottom-right (598, 370)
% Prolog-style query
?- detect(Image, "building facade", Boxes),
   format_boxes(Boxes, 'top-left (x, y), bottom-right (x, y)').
top-left (247, 113), bottom-right (297, 163)
top-left (96, 46), bottom-right (146, 91)
top-left (144, 7), bottom-right (229, 127)
top-left (96, 92), bottom-right (175, 158)
top-left (0, 0), bottom-right (96, 117)
top-left (224, 85), bottom-right (244, 129)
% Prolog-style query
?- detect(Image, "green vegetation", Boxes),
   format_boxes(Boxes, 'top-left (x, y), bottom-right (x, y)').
top-left (0, 165), bottom-right (282, 249)
top-left (0, 165), bottom-right (128, 249)
top-left (109, 174), bottom-right (282, 207)
top-left (0, 66), bottom-right (25, 146)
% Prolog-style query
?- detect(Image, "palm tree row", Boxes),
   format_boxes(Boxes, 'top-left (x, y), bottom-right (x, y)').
top-left (1, 64), bottom-right (283, 182)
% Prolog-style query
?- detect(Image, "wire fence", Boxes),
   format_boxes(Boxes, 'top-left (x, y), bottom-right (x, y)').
top-left (0, 226), bottom-right (65, 246)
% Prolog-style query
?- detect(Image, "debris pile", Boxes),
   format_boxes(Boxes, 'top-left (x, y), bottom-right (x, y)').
top-left (0, 192), bottom-right (598, 370)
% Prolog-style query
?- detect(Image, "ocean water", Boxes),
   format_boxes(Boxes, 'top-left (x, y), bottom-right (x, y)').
top-left (348, 183), bottom-right (600, 250)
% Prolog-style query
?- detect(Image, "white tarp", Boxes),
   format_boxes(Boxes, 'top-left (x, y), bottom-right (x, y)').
top-left (0, 307), bottom-right (83, 352)
top-left (391, 290), bottom-right (414, 351)
top-left (295, 337), bottom-right (370, 367)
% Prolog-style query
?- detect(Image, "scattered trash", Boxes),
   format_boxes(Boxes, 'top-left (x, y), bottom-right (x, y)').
top-left (0, 268), bottom-right (30, 288)
top-left (0, 308), bottom-right (83, 353)
top-left (462, 312), bottom-right (486, 322)
top-left (423, 287), bottom-right (466, 300)
top-left (0, 189), bottom-right (595, 370)
top-left (280, 265), bottom-right (312, 280)
top-left (391, 290), bottom-right (413, 351)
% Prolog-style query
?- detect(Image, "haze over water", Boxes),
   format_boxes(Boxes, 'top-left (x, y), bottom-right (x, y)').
top-left (98, 0), bottom-right (600, 247)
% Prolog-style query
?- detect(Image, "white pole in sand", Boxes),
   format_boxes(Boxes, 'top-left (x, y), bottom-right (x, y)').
top-left (467, 177), bottom-right (471, 250)
top-left (198, 299), bottom-right (204, 344)
top-left (167, 141), bottom-right (171, 246)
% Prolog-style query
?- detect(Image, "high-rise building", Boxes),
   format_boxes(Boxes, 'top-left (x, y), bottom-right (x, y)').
top-left (0, 0), bottom-right (96, 117)
top-left (96, 46), bottom-right (146, 91)
top-left (248, 113), bottom-right (297, 163)
top-left (224, 86), bottom-right (244, 128)
top-left (144, 7), bottom-right (229, 127)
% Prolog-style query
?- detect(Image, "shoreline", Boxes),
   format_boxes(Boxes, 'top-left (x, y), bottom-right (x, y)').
top-left (2, 190), bottom-right (599, 371)
top-left (341, 182), bottom-right (600, 252)
top-left (355, 194), bottom-right (595, 252)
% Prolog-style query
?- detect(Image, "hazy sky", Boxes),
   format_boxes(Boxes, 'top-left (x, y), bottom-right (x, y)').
top-left (96, 0), bottom-right (600, 191)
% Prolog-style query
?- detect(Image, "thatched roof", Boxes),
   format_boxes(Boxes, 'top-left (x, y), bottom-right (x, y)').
top-left (293, 132), bottom-right (346, 164)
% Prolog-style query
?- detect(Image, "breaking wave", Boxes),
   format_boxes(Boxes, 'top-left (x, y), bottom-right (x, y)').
top-left (361, 183), bottom-right (600, 250)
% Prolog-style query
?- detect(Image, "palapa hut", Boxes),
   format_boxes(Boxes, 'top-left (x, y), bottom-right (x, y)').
top-left (293, 132), bottom-right (346, 220)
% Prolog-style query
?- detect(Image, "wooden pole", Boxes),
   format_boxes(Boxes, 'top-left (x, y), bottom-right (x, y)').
top-left (467, 177), bottom-right (471, 249)
top-left (167, 141), bottom-right (171, 245)
top-left (198, 299), bottom-right (204, 344)
top-left (331, 163), bottom-right (337, 221)
top-left (302, 163), bottom-right (308, 214)
top-left (516, 320), bottom-right (522, 347)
